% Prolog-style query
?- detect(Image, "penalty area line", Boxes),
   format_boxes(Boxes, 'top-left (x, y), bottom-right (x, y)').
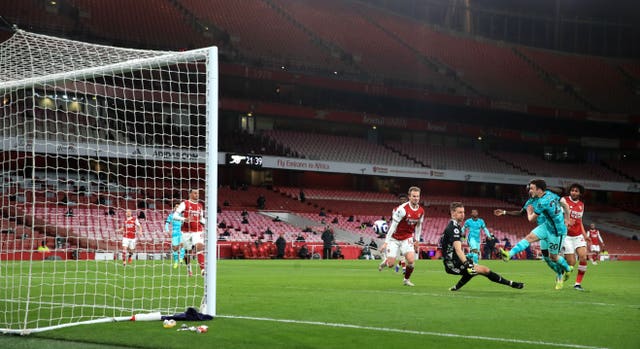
top-left (218, 315), bottom-right (608, 349)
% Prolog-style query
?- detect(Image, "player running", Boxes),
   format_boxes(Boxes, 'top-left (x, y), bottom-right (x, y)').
top-left (378, 193), bottom-right (409, 274)
top-left (442, 202), bottom-right (524, 291)
top-left (499, 179), bottom-right (573, 288)
top-left (378, 187), bottom-right (424, 286)
top-left (561, 183), bottom-right (589, 290)
top-left (495, 188), bottom-right (564, 285)
top-left (463, 209), bottom-right (492, 264)
top-left (165, 203), bottom-right (185, 269)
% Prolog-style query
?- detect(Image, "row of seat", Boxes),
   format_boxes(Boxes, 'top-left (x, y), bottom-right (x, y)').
top-left (6, 0), bottom-right (639, 111)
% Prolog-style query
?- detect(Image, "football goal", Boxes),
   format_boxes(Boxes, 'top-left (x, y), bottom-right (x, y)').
top-left (0, 29), bottom-right (218, 334)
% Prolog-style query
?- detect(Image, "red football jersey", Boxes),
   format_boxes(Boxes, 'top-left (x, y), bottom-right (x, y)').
top-left (123, 217), bottom-right (140, 239)
top-left (588, 229), bottom-right (603, 245)
top-left (564, 196), bottom-right (584, 237)
top-left (390, 202), bottom-right (424, 241)
top-left (181, 200), bottom-right (204, 233)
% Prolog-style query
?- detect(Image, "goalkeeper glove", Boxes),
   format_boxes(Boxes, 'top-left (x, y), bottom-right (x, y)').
top-left (464, 260), bottom-right (477, 275)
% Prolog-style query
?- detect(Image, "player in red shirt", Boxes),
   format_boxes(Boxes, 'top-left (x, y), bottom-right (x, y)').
top-left (174, 189), bottom-right (206, 276)
top-left (561, 183), bottom-right (589, 290)
top-left (377, 193), bottom-right (409, 274)
top-left (379, 186), bottom-right (424, 286)
top-left (587, 223), bottom-right (605, 265)
top-left (117, 209), bottom-right (141, 266)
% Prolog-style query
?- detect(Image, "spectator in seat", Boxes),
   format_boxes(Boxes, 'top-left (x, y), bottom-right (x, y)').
top-left (331, 217), bottom-right (339, 224)
top-left (299, 189), bottom-right (305, 203)
top-left (257, 194), bottom-right (266, 209)
top-left (138, 211), bottom-right (146, 220)
top-left (65, 207), bottom-right (74, 217)
top-left (503, 237), bottom-right (512, 250)
top-left (369, 239), bottom-right (378, 250)
top-left (275, 233), bottom-right (286, 259)
top-left (298, 244), bottom-right (311, 259)
top-left (272, 216), bottom-right (281, 222)
top-left (319, 208), bottom-right (326, 217)
top-left (360, 245), bottom-right (374, 260)
top-left (241, 216), bottom-right (249, 224)
top-left (107, 207), bottom-right (116, 216)
top-left (355, 236), bottom-right (365, 245)
top-left (218, 221), bottom-right (227, 228)
top-left (332, 244), bottom-right (344, 259)
top-left (37, 240), bottom-right (49, 252)
top-left (296, 234), bottom-right (306, 242)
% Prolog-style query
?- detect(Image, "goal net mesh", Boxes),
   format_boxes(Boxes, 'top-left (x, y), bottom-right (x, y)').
top-left (0, 30), bottom-right (217, 333)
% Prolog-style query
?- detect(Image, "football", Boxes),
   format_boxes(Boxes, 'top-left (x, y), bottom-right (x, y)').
top-left (163, 319), bottom-right (176, 328)
top-left (373, 220), bottom-right (389, 235)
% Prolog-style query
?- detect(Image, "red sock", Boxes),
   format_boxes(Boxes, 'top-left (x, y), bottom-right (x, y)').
top-left (404, 265), bottom-right (414, 280)
top-left (197, 252), bottom-right (205, 270)
top-left (576, 261), bottom-right (587, 284)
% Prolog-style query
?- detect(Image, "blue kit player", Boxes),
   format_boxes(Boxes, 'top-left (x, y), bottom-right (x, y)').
top-left (499, 179), bottom-right (573, 286)
top-left (165, 203), bottom-right (185, 269)
top-left (463, 209), bottom-right (492, 264)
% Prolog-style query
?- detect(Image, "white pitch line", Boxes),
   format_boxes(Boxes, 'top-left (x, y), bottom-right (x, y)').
top-left (218, 314), bottom-right (609, 349)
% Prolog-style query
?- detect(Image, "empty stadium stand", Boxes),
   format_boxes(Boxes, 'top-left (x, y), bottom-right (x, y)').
top-left (4, 0), bottom-right (639, 114)
top-left (263, 130), bottom-right (418, 166)
top-left (491, 151), bottom-right (630, 182)
top-left (521, 47), bottom-right (640, 113)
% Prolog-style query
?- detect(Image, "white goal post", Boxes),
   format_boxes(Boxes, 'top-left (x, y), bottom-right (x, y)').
top-left (0, 29), bottom-right (218, 334)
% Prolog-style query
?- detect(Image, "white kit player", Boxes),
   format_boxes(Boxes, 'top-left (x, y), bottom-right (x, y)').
top-left (174, 189), bottom-right (206, 276)
top-left (378, 187), bottom-right (424, 286)
top-left (587, 223), bottom-right (605, 265)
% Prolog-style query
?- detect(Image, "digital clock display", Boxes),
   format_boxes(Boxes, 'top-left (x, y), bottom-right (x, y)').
top-left (225, 154), bottom-right (263, 167)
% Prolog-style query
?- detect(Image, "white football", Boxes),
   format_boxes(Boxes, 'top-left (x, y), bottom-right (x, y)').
top-left (373, 220), bottom-right (389, 235)
top-left (163, 319), bottom-right (176, 328)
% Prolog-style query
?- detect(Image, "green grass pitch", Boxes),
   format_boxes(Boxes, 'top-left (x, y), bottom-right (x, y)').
top-left (1, 259), bottom-right (639, 349)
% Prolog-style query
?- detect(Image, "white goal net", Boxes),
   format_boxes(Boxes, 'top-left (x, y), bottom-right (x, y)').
top-left (0, 29), bottom-right (218, 334)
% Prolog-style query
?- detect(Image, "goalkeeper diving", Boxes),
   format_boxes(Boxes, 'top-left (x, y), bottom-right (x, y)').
top-left (441, 202), bottom-right (524, 291)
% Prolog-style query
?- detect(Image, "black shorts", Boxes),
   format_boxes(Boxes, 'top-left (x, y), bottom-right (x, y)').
top-left (443, 259), bottom-right (469, 276)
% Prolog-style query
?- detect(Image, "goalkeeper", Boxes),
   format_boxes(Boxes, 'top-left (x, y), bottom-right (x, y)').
top-left (165, 203), bottom-right (185, 269)
top-left (441, 202), bottom-right (524, 291)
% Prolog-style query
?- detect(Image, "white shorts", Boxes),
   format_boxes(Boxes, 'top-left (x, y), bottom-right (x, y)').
top-left (590, 244), bottom-right (601, 253)
top-left (562, 235), bottom-right (587, 254)
top-left (385, 237), bottom-right (415, 260)
top-left (122, 237), bottom-right (137, 250)
top-left (182, 232), bottom-right (204, 250)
